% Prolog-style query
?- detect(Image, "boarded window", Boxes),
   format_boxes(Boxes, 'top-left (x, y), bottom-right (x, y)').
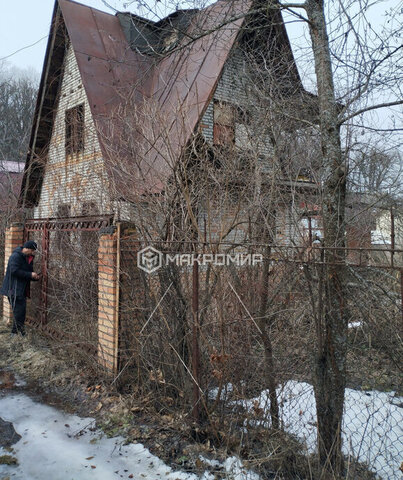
top-left (56, 204), bottom-right (71, 250)
top-left (65, 104), bottom-right (85, 155)
top-left (213, 101), bottom-right (235, 146)
top-left (81, 202), bottom-right (99, 216)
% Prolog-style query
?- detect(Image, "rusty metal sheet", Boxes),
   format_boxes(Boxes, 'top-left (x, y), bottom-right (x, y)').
top-left (59, 0), bottom-right (251, 197)
top-left (138, 0), bottom-right (251, 193)
top-left (59, 0), bottom-right (152, 120)
top-left (23, 0), bottom-right (310, 204)
top-left (26, 0), bottom-right (304, 201)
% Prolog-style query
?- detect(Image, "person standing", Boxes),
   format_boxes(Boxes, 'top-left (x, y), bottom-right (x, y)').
top-left (1, 240), bottom-right (40, 336)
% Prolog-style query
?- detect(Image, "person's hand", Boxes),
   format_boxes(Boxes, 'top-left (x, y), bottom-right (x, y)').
top-left (32, 272), bottom-right (40, 280)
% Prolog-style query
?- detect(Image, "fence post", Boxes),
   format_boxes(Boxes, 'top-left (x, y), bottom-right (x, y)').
top-left (401, 269), bottom-right (403, 334)
top-left (2, 223), bottom-right (24, 326)
top-left (192, 260), bottom-right (201, 423)
top-left (40, 226), bottom-right (49, 324)
top-left (390, 208), bottom-right (395, 268)
top-left (98, 228), bottom-right (119, 374)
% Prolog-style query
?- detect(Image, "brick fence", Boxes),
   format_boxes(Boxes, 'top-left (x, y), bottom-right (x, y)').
top-left (98, 231), bottom-right (119, 374)
top-left (2, 223), bottom-right (121, 375)
top-left (2, 223), bottom-right (24, 326)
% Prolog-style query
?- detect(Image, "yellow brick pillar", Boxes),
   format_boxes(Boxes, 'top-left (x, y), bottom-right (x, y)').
top-left (98, 229), bottom-right (119, 374)
top-left (2, 223), bottom-right (24, 325)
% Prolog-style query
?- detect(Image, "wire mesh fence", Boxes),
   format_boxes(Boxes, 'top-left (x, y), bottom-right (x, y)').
top-left (46, 229), bottom-right (99, 343)
top-left (119, 236), bottom-right (402, 479)
top-left (9, 219), bottom-right (402, 479)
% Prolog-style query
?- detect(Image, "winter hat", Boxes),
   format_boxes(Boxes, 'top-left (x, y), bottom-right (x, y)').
top-left (23, 240), bottom-right (38, 250)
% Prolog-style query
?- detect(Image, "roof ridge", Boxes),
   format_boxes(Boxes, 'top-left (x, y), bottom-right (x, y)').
top-left (58, 0), bottom-right (115, 18)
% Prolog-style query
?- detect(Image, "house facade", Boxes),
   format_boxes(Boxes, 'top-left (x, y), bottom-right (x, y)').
top-left (19, 0), bottom-right (318, 248)
top-left (4, 0), bottom-right (323, 372)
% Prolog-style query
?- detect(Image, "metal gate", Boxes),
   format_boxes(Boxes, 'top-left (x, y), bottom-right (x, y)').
top-left (23, 215), bottom-right (113, 353)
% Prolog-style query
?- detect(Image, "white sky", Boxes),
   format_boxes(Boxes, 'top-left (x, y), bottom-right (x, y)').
top-left (0, 0), bottom-right (400, 73)
top-left (0, 0), bottom-right (115, 73)
top-left (0, 0), bottom-right (401, 152)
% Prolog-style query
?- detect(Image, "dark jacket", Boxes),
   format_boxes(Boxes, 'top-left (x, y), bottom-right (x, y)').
top-left (0, 247), bottom-right (34, 298)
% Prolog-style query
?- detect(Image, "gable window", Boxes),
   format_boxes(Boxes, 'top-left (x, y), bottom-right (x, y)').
top-left (213, 101), bottom-right (235, 146)
top-left (65, 104), bottom-right (85, 155)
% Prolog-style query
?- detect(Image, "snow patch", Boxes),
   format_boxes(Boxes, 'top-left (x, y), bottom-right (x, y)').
top-left (239, 381), bottom-right (403, 480)
top-left (223, 456), bottom-right (260, 480)
top-left (0, 393), bottom-right (261, 480)
top-left (0, 393), bottom-right (199, 480)
top-left (348, 321), bottom-right (362, 328)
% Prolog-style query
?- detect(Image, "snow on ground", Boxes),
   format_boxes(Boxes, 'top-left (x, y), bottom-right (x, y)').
top-left (242, 381), bottom-right (403, 480)
top-left (0, 392), bottom-right (197, 480)
top-left (348, 321), bottom-right (362, 328)
top-left (0, 392), bottom-right (259, 480)
top-left (1, 384), bottom-right (401, 480)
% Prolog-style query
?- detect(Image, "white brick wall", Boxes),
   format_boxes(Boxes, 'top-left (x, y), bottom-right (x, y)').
top-left (34, 43), bottom-right (111, 219)
top-left (200, 47), bottom-right (274, 160)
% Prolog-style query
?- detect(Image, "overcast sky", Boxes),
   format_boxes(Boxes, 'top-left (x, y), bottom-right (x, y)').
top-left (1, 0), bottom-right (400, 73)
top-left (0, 0), bottom-right (401, 151)
top-left (0, 0), bottom-right (117, 73)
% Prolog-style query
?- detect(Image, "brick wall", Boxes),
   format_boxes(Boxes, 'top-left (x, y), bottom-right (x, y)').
top-left (34, 43), bottom-right (111, 219)
top-left (98, 232), bottom-right (119, 373)
top-left (2, 224), bottom-right (24, 325)
top-left (200, 47), bottom-right (274, 161)
top-left (197, 46), bottom-right (305, 246)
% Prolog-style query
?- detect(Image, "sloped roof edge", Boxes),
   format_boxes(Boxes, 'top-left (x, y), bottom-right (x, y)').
top-left (20, 0), bottom-right (308, 205)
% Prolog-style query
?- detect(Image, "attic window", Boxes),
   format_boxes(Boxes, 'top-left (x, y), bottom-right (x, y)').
top-left (65, 104), bottom-right (84, 155)
top-left (213, 101), bottom-right (235, 146)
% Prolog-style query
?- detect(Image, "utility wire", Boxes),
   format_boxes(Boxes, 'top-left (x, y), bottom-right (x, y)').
top-left (0, 35), bottom-right (48, 62)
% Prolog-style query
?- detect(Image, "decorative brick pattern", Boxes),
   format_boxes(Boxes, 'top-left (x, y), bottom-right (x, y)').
top-left (2, 224), bottom-right (24, 325)
top-left (98, 232), bottom-right (119, 373)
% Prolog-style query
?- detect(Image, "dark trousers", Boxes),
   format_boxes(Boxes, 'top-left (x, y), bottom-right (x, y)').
top-left (8, 296), bottom-right (26, 335)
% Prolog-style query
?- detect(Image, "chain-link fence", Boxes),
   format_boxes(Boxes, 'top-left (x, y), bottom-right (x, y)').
top-left (119, 236), bottom-right (402, 479)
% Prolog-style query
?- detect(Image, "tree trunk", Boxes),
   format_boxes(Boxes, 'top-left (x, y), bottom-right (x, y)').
top-left (257, 246), bottom-right (280, 430)
top-left (305, 0), bottom-right (348, 476)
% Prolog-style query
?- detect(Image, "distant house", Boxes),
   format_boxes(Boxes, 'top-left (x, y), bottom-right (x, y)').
top-left (19, 0), bottom-right (319, 247)
top-left (345, 193), bottom-right (403, 266)
top-left (370, 204), bottom-right (403, 266)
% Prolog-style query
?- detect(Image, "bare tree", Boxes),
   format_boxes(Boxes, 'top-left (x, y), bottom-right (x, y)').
top-left (102, 0), bottom-right (402, 474)
top-left (0, 66), bottom-right (38, 163)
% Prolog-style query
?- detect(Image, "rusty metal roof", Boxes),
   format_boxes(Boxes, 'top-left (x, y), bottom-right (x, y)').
top-left (22, 0), bottom-right (306, 204)
top-left (59, 0), bottom-right (153, 118)
top-left (61, 0), bottom-right (251, 197)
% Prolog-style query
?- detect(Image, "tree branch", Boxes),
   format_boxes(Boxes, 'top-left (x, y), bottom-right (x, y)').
top-left (340, 100), bottom-right (403, 125)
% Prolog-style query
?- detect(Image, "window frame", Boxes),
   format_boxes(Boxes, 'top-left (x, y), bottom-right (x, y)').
top-left (65, 103), bottom-right (85, 155)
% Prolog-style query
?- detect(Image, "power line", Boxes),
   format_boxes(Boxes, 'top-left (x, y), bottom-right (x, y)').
top-left (0, 35), bottom-right (48, 62)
